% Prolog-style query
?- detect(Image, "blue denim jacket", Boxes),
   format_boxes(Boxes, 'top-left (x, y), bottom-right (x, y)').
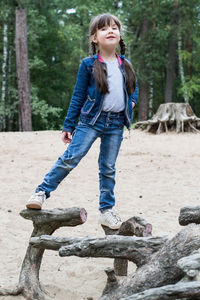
top-left (63, 55), bottom-right (139, 133)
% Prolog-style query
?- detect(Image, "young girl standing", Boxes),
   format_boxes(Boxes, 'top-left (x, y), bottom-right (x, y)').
top-left (26, 13), bottom-right (139, 229)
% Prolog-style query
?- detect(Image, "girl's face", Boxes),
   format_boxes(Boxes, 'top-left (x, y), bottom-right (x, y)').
top-left (92, 20), bottom-right (120, 50)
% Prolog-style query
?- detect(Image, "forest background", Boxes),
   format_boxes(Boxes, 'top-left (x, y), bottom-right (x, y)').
top-left (0, 0), bottom-right (200, 132)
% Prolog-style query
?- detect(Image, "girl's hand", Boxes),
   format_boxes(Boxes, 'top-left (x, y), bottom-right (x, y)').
top-left (132, 102), bottom-right (136, 109)
top-left (62, 131), bottom-right (72, 144)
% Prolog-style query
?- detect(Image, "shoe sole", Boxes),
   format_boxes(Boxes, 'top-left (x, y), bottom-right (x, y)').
top-left (99, 220), bottom-right (122, 230)
top-left (26, 203), bottom-right (42, 210)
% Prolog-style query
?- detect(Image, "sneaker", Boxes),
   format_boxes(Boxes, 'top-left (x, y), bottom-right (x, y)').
top-left (26, 191), bottom-right (46, 210)
top-left (99, 209), bottom-right (122, 229)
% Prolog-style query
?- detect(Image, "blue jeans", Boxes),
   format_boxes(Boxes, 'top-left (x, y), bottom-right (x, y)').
top-left (36, 111), bottom-right (124, 210)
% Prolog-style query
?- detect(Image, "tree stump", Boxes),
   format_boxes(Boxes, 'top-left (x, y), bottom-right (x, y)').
top-left (0, 207), bottom-right (87, 300)
top-left (135, 102), bottom-right (200, 134)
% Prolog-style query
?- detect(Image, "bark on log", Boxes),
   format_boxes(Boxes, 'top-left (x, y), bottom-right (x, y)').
top-left (0, 207), bottom-right (87, 300)
top-left (101, 216), bottom-right (152, 276)
top-left (16, 8), bottom-right (32, 131)
top-left (58, 235), bottom-right (168, 267)
top-left (177, 249), bottom-right (200, 279)
top-left (102, 268), bottom-right (119, 296)
top-left (135, 103), bottom-right (200, 134)
top-left (179, 206), bottom-right (200, 226)
top-left (99, 224), bottom-right (200, 299)
top-left (120, 281), bottom-right (200, 300)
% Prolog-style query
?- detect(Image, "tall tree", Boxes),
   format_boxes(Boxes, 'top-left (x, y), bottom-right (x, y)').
top-left (15, 0), bottom-right (32, 131)
top-left (164, 0), bottom-right (179, 103)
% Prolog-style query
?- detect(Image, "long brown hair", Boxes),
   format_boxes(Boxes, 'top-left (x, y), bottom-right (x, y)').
top-left (89, 13), bottom-right (136, 95)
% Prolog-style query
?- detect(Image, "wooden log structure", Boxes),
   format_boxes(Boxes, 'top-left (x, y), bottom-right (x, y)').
top-left (101, 216), bottom-right (152, 276)
top-left (58, 235), bottom-right (167, 266)
top-left (120, 281), bottom-right (200, 300)
top-left (3, 206), bottom-right (200, 299)
top-left (99, 224), bottom-right (200, 299)
top-left (0, 207), bottom-right (87, 300)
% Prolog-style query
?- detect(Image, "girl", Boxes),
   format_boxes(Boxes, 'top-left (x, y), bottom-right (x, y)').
top-left (26, 13), bottom-right (139, 229)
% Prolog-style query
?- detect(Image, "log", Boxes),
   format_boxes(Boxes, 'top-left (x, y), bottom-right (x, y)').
top-left (101, 216), bottom-right (152, 276)
top-left (102, 268), bottom-right (119, 296)
top-left (135, 103), bottom-right (200, 134)
top-left (0, 207), bottom-right (87, 300)
top-left (179, 205), bottom-right (200, 226)
top-left (99, 223), bottom-right (200, 299)
top-left (20, 207), bottom-right (87, 226)
top-left (177, 249), bottom-right (200, 279)
top-left (30, 235), bottom-right (84, 250)
top-left (58, 235), bottom-right (168, 267)
top-left (120, 281), bottom-right (200, 300)
top-left (101, 216), bottom-right (152, 237)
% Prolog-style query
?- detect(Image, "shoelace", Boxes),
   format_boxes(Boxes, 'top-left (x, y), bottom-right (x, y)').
top-left (105, 210), bottom-right (121, 224)
top-left (31, 191), bottom-right (45, 200)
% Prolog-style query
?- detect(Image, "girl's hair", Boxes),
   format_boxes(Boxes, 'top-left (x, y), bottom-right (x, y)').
top-left (89, 13), bottom-right (136, 95)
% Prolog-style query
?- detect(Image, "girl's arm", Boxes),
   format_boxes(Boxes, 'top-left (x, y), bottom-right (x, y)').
top-left (62, 59), bottom-right (90, 133)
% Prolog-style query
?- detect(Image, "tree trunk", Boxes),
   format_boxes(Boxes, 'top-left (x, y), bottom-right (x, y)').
top-left (178, 31), bottom-right (189, 103)
top-left (0, 14), bottom-right (8, 131)
top-left (16, 7), bottom-right (32, 131)
top-left (164, 1), bottom-right (179, 103)
top-left (138, 19), bottom-right (150, 121)
top-left (148, 79), bottom-right (154, 118)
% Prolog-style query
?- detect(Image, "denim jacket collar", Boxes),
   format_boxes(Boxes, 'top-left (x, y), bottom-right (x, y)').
top-left (93, 52), bottom-right (123, 66)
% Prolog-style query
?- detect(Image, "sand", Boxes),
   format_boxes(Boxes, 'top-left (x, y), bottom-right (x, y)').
top-left (0, 129), bottom-right (200, 299)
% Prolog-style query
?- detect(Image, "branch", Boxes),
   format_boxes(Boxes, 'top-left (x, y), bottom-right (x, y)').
top-left (30, 235), bottom-right (87, 250)
top-left (58, 235), bottom-right (168, 267)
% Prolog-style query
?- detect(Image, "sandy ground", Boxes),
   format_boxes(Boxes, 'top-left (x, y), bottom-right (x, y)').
top-left (0, 129), bottom-right (200, 299)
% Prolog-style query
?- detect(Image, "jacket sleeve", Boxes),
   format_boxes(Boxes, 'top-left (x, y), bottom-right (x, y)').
top-left (125, 57), bottom-right (139, 105)
top-left (130, 81), bottom-right (139, 105)
top-left (62, 59), bottom-right (90, 133)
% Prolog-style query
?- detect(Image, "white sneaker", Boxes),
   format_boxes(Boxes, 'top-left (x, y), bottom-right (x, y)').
top-left (26, 191), bottom-right (46, 210)
top-left (99, 209), bottom-right (122, 229)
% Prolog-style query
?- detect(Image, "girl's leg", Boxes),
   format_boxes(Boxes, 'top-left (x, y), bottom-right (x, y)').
top-left (36, 123), bottom-right (100, 198)
top-left (98, 129), bottom-right (123, 211)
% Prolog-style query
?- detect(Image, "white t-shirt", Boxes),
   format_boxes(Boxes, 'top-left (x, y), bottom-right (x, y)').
top-left (102, 59), bottom-right (125, 112)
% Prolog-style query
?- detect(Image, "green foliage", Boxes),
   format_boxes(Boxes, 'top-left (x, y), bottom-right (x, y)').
top-left (31, 86), bottom-right (63, 130)
top-left (0, 0), bottom-right (200, 131)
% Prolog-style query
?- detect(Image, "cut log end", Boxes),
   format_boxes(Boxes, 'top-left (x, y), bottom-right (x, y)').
top-left (80, 208), bottom-right (87, 223)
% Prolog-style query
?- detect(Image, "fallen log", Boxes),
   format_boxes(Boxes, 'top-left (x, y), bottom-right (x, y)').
top-left (99, 223), bottom-right (200, 299)
top-left (177, 249), bottom-right (200, 280)
top-left (120, 281), bottom-right (200, 300)
top-left (58, 235), bottom-right (168, 267)
top-left (0, 207), bottom-right (87, 300)
top-left (179, 205), bottom-right (200, 226)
